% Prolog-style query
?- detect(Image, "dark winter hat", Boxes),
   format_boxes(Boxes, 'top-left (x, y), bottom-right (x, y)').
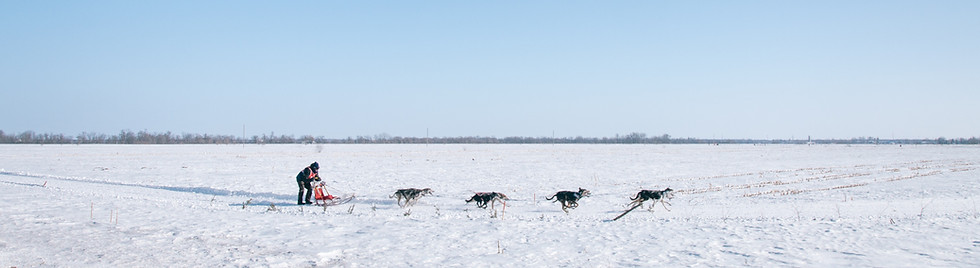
top-left (311, 162), bottom-right (319, 170)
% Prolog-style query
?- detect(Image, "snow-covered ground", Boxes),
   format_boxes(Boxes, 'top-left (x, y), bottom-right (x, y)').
top-left (1, 144), bottom-right (978, 267)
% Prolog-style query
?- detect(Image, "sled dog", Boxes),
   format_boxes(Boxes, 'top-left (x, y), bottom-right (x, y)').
top-left (628, 187), bottom-right (674, 211)
top-left (465, 192), bottom-right (509, 209)
top-left (390, 188), bottom-right (433, 208)
top-left (545, 188), bottom-right (591, 212)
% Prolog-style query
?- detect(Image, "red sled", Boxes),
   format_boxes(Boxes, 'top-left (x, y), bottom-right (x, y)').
top-left (313, 184), bottom-right (336, 205)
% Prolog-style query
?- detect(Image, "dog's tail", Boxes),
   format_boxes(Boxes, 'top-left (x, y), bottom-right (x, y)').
top-left (544, 194), bottom-right (557, 201)
top-left (629, 191), bottom-right (641, 201)
top-left (465, 196), bottom-right (475, 203)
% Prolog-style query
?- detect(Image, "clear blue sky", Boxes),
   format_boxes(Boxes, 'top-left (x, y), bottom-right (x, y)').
top-left (2, 1), bottom-right (978, 139)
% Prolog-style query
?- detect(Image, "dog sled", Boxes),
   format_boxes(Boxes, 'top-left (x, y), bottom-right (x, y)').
top-left (313, 182), bottom-right (355, 207)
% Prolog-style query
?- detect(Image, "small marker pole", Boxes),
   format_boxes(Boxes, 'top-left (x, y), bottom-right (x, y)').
top-left (501, 201), bottom-right (506, 219)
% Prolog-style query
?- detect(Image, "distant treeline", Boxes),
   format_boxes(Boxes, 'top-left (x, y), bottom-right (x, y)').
top-left (1, 130), bottom-right (977, 145)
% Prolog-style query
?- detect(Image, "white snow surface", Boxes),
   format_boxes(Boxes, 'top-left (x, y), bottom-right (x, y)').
top-left (1, 144), bottom-right (978, 267)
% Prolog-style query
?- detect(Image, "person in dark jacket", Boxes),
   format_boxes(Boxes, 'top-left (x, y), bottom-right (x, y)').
top-left (296, 162), bottom-right (321, 204)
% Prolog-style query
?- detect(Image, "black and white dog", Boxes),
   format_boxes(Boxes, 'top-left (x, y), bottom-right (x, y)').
top-left (465, 192), bottom-right (509, 209)
top-left (390, 188), bottom-right (433, 208)
top-left (546, 188), bottom-right (591, 212)
top-left (628, 187), bottom-right (674, 211)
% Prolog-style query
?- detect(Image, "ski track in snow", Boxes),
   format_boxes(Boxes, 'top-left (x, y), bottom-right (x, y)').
top-left (1, 144), bottom-right (979, 267)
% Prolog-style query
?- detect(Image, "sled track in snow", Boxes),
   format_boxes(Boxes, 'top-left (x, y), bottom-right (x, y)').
top-left (0, 170), bottom-right (293, 200)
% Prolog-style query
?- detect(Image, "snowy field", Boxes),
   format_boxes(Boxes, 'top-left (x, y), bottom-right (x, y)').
top-left (1, 144), bottom-right (978, 267)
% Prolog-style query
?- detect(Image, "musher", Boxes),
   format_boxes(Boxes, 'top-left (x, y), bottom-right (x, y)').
top-left (296, 162), bottom-right (320, 205)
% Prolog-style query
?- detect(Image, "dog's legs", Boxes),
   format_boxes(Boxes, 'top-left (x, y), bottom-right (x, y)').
top-left (626, 198), bottom-right (646, 208)
top-left (660, 200), bottom-right (671, 211)
top-left (628, 199), bottom-right (644, 209)
top-left (491, 198), bottom-right (505, 211)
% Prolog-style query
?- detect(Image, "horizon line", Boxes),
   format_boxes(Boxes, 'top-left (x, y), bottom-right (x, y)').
top-left (1, 129), bottom-right (977, 144)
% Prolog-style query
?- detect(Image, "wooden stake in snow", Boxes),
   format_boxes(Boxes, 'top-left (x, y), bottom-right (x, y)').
top-left (501, 201), bottom-right (506, 220)
top-left (612, 203), bottom-right (643, 221)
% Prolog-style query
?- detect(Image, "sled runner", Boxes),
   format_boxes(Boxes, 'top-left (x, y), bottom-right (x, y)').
top-left (317, 194), bottom-right (355, 207)
top-left (313, 183), bottom-right (355, 207)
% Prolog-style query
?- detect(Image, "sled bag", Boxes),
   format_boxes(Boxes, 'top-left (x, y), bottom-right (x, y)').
top-left (314, 187), bottom-right (326, 200)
